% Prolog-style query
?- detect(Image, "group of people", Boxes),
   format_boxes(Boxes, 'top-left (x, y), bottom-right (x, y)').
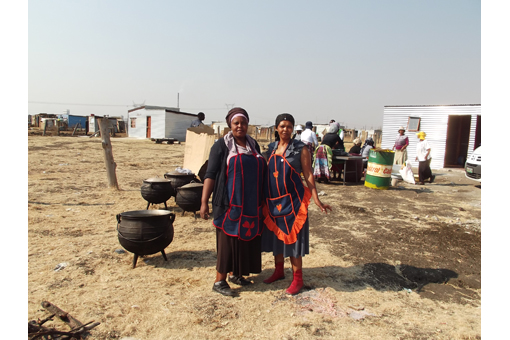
top-left (200, 108), bottom-right (332, 297)
top-left (392, 126), bottom-right (435, 185)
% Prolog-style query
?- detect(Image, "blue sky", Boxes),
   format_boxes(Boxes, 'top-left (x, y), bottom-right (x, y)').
top-left (27, 0), bottom-right (481, 128)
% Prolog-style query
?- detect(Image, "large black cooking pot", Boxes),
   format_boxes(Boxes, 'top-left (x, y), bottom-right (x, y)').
top-left (164, 171), bottom-right (200, 195)
top-left (141, 178), bottom-right (174, 209)
top-left (175, 182), bottom-right (204, 214)
top-left (116, 210), bottom-right (175, 268)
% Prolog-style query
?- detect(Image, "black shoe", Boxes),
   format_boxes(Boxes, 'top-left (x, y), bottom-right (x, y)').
top-left (212, 280), bottom-right (236, 297)
top-left (429, 175), bottom-right (435, 183)
top-left (228, 275), bottom-right (252, 286)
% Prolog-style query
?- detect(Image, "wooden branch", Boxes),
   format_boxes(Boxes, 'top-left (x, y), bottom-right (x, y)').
top-left (38, 313), bottom-right (56, 326)
top-left (30, 302), bottom-right (101, 339)
top-left (89, 130), bottom-right (100, 138)
top-left (72, 123), bottom-right (80, 136)
top-left (41, 301), bottom-right (83, 330)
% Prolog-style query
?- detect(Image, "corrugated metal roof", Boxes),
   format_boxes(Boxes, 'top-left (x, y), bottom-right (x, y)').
top-left (381, 105), bottom-right (481, 169)
top-left (128, 105), bottom-right (180, 113)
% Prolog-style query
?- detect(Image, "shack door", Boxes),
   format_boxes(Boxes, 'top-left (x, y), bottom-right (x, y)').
top-left (444, 115), bottom-right (471, 167)
top-left (146, 116), bottom-right (151, 138)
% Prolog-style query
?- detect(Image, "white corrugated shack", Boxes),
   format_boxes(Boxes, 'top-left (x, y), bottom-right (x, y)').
top-left (380, 104), bottom-right (481, 169)
top-left (127, 106), bottom-right (199, 142)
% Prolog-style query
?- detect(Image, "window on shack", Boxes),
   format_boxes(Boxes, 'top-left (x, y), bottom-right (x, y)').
top-left (130, 118), bottom-right (136, 128)
top-left (407, 117), bottom-right (421, 132)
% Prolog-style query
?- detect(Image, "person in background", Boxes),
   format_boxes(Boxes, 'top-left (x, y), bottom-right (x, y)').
top-left (349, 138), bottom-right (362, 155)
top-left (190, 112), bottom-right (205, 127)
top-left (200, 107), bottom-right (266, 297)
top-left (321, 123), bottom-right (344, 150)
top-left (360, 136), bottom-right (375, 156)
top-left (300, 121), bottom-right (318, 165)
top-left (262, 113), bottom-right (332, 295)
top-left (292, 125), bottom-right (303, 141)
top-left (329, 120), bottom-right (344, 141)
top-left (361, 138), bottom-right (375, 173)
top-left (361, 139), bottom-right (374, 158)
top-left (392, 126), bottom-right (409, 165)
top-left (415, 131), bottom-right (435, 185)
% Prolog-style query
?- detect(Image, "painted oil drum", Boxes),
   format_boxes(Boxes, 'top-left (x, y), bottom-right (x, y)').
top-left (364, 149), bottom-right (395, 190)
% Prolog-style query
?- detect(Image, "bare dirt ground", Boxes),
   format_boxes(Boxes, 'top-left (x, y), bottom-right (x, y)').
top-left (27, 135), bottom-right (481, 339)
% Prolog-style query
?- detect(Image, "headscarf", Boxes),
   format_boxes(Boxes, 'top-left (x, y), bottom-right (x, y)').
top-left (360, 137), bottom-right (374, 155)
top-left (416, 131), bottom-right (426, 140)
top-left (328, 123), bottom-right (339, 134)
top-left (274, 113), bottom-right (295, 142)
top-left (305, 121), bottom-right (313, 130)
top-left (225, 107), bottom-right (249, 128)
top-left (353, 137), bottom-right (361, 145)
top-left (275, 113), bottom-right (295, 128)
top-left (223, 107), bottom-right (260, 162)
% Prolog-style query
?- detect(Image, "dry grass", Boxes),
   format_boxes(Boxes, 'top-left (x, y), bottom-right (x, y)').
top-left (27, 136), bottom-right (481, 340)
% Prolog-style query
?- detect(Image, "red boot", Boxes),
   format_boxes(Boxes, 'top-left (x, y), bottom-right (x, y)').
top-left (286, 269), bottom-right (303, 295)
top-left (263, 262), bottom-right (285, 284)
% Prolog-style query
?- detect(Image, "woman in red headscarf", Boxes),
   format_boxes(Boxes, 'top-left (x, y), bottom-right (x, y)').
top-left (261, 113), bottom-right (332, 295)
top-left (200, 107), bottom-right (267, 297)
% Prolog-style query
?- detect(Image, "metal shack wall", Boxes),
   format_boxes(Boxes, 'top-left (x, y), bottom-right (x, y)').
top-left (68, 115), bottom-right (87, 128)
top-left (164, 112), bottom-right (196, 142)
top-left (381, 105), bottom-right (481, 169)
top-left (128, 108), bottom-right (166, 138)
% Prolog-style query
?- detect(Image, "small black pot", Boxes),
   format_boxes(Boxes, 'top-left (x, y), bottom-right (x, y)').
top-left (116, 210), bottom-right (175, 268)
top-left (175, 182), bottom-right (204, 213)
top-left (141, 178), bottom-right (174, 208)
top-left (164, 171), bottom-right (199, 195)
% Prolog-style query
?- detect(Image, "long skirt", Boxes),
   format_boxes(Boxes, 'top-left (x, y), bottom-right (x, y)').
top-left (313, 146), bottom-right (331, 179)
top-left (216, 229), bottom-right (261, 276)
top-left (394, 149), bottom-right (407, 165)
top-left (260, 218), bottom-right (309, 258)
top-left (418, 159), bottom-right (433, 183)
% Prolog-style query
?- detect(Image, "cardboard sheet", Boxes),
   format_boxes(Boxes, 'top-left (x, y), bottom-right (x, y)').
top-left (182, 125), bottom-right (216, 175)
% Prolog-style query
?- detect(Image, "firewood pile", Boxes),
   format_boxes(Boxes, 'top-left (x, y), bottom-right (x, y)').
top-left (28, 301), bottom-right (100, 340)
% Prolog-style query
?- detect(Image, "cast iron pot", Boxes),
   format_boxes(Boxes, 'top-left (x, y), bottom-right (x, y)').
top-left (175, 182), bottom-right (204, 215)
top-left (164, 171), bottom-right (199, 195)
top-left (141, 177), bottom-right (174, 209)
top-left (116, 210), bottom-right (175, 268)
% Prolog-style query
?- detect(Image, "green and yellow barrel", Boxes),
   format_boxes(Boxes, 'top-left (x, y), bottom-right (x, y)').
top-left (364, 149), bottom-right (395, 190)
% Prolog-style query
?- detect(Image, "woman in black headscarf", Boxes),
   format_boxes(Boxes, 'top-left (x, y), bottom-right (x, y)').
top-left (200, 107), bottom-right (267, 297)
top-left (261, 113), bottom-right (332, 295)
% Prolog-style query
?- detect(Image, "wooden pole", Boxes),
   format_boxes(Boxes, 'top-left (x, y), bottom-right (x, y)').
top-left (42, 120), bottom-right (47, 136)
top-left (98, 117), bottom-right (119, 189)
top-left (72, 122), bottom-right (80, 136)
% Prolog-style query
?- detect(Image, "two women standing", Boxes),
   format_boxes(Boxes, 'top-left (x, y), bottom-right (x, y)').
top-left (201, 109), bottom-right (331, 297)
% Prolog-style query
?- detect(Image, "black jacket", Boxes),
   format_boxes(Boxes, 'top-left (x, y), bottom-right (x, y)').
top-left (321, 133), bottom-right (344, 150)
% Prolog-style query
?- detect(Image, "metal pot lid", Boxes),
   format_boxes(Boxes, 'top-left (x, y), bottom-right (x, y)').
top-left (144, 177), bottom-right (172, 183)
top-left (119, 210), bottom-right (173, 217)
top-left (177, 183), bottom-right (204, 189)
top-left (165, 171), bottom-right (195, 177)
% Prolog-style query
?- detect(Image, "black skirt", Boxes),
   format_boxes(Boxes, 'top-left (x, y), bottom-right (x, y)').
top-left (418, 159), bottom-right (433, 182)
top-left (216, 229), bottom-right (262, 276)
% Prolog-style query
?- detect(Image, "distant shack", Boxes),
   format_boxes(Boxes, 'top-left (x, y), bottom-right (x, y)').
top-left (128, 105), bottom-right (199, 142)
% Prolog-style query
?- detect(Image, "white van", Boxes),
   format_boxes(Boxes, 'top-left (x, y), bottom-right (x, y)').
top-left (465, 146), bottom-right (481, 182)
